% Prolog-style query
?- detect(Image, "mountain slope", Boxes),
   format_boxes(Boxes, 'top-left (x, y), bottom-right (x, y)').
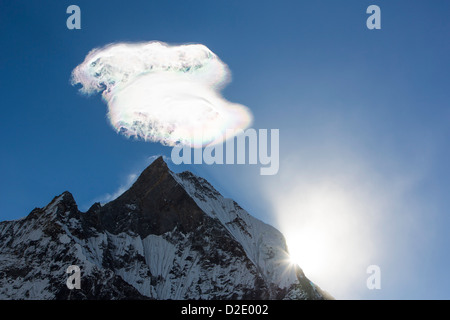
top-left (0, 157), bottom-right (330, 300)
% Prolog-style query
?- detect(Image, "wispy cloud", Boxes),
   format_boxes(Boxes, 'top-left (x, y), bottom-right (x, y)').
top-left (90, 155), bottom-right (167, 205)
top-left (94, 173), bottom-right (139, 205)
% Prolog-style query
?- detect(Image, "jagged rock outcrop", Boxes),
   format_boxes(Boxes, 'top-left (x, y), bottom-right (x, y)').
top-left (0, 157), bottom-right (330, 300)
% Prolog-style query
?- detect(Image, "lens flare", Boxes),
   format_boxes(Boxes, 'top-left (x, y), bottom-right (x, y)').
top-left (71, 41), bottom-right (252, 147)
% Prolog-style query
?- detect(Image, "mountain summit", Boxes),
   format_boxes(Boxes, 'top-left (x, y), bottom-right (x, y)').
top-left (0, 157), bottom-right (330, 300)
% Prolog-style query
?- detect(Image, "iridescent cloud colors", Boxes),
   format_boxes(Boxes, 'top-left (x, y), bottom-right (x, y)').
top-left (71, 41), bottom-right (253, 147)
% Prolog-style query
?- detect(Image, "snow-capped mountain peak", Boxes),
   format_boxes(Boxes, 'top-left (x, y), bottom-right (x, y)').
top-left (0, 157), bottom-right (330, 300)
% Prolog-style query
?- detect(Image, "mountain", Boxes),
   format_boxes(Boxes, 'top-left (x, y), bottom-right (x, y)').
top-left (0, 157), bottom-right (331, 300)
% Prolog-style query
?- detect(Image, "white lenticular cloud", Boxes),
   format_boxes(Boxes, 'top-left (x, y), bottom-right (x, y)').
top-left (71, 41), bottom-right (253, 147)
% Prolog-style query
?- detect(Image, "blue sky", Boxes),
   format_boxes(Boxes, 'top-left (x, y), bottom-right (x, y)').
top-left (1, 0), bottom-right (449, 299)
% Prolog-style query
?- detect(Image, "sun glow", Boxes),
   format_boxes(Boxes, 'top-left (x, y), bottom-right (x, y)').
top-left (280, 183), bottom-right (366, 279)
top-left (267, 168), bottom-right (382, 299)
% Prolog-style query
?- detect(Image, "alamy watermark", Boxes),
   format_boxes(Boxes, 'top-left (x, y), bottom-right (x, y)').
top-left (66, 5), bottom-right (81, 30)
top-left (366, 265), bottom-right (381, 290)
top-left (366, 5), bottom-right (381, 30)
top-left (171, 128), bottom-right (279, 176)
top-left (65, 4), bottom-right (382, 31)
top-left (66, 265), bottom-right (81, 290)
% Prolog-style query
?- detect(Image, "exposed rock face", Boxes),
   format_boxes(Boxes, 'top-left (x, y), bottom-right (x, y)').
top-left (0, 157), bottom-right (330, 300)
